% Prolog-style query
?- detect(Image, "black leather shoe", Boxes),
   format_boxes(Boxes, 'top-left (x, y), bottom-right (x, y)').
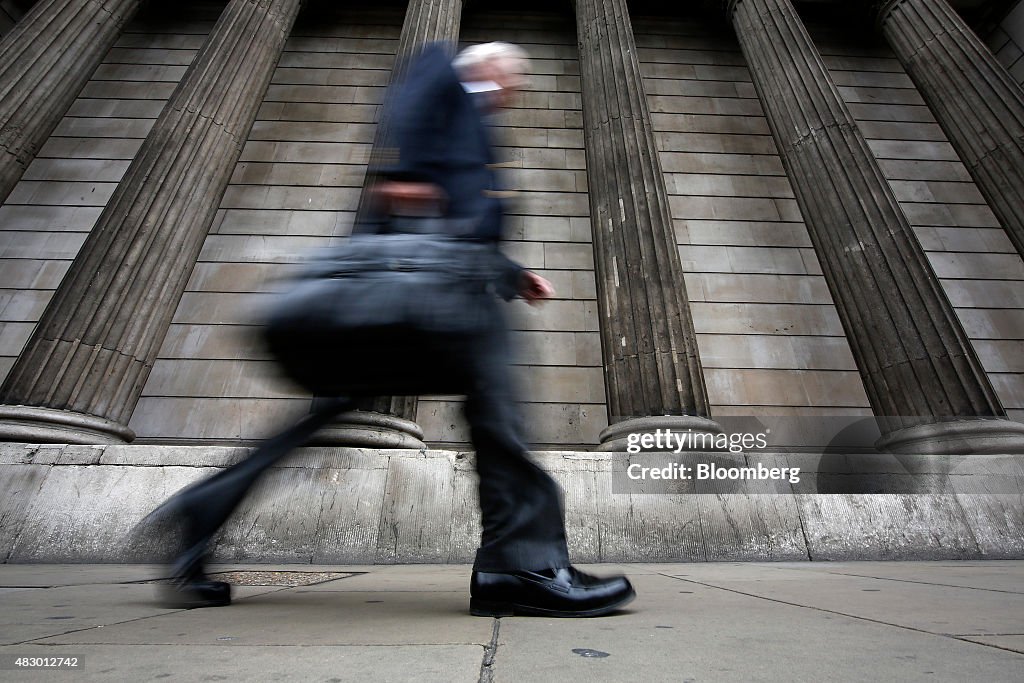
top-left (159, 578), bottom-right (232, 609)
top-left (136, 496), bottom-right (231, 609)
top-left (470, 566), bottom-right (635, 617)
top-left (156, 537), bottom-right (232, 609)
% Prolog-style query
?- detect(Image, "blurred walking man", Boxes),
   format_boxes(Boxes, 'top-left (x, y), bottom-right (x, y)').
top-left (146, 42), bottom-right (635, 618)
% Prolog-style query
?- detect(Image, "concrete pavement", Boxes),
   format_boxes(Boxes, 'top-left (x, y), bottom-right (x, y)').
top-left (0, 561), bottom-right (1022, 681)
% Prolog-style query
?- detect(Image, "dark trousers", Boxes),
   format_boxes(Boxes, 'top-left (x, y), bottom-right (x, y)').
top-left (456, 312), bottom-right (571, 572)
top-left (164, 305), bottom-right (571, 574)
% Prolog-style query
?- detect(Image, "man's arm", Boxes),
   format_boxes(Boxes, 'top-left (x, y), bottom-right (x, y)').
top-left (367, 44), bottom-right (458, 216)
top-left (375, 45), bottom-right (457, 184)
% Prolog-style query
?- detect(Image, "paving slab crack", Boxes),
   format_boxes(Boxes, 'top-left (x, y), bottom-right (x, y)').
top-left (477, 618), bottom-right (499, 683)
top-left (816, 571), bottom-right (1024, 595)
top-left (12, 587), bottom-right (295, 646)
top-left (951, 636), bottom-right (1024, 656)
top-left (658, 573), bottom-right (1024, 655)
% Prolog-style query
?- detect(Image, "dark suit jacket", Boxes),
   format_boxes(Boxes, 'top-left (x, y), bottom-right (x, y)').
top-left (373, 44), bottom-right (523, 298)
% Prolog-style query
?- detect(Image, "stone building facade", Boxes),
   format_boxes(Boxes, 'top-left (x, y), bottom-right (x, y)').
top-left (0, 0), bottom-right (1023, 562)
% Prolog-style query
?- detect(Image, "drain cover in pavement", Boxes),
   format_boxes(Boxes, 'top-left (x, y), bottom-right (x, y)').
top-left (147, 571), bottom-right (359, 587)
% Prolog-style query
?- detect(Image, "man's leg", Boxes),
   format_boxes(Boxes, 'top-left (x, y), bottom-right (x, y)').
top-left (456, 308), bottom-right (570, 571)
top-left (460, 319), bottom-right (634, 617)
top-left (464, 373), bottom-right (571, 573)
top-left (148, 396), bottom-right (354, 606)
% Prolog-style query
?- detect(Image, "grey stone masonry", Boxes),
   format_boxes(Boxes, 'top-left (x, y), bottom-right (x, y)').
top-left (725, 0), bottom-right (1024, 453)
top-left (575, 0), bottom-right (720, 449)
top-left (876, 0), bottom-right (1024, 259)
top-left (326, 0), bottom-right (464, 448)
top-left (0, 0), bottom-right (141, 206)
top-left (3, 443), bottom-right (1023, 562)
top-left (0, 0), bottom-right (303, 443)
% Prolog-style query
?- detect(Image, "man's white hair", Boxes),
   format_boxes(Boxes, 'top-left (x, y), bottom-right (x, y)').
top-left (452, 41), bottom-right (530, 78)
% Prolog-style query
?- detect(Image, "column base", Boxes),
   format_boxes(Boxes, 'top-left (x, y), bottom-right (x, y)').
top-left (596, 415), bottom-right (725, 452)
top-left (309, 410), bottom-right (426, 449)
top-left (875, 418), bottom-right (1024, 455)
top-left (0, 405), bottom-right (135, 444)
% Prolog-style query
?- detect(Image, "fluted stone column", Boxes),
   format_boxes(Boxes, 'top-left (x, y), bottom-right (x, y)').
top-left (394, 0), bottom-right (462, 75)
top-left (725, 0), bottom-right (1024, 454)
top-left (316, 0), bottom-right (464, 449)
top-left (0, 0), bottom-right (303, 444)
top-left (874, 0), bottom-right (1024, 259)
top-left (0, 0), bottom-right (141, 206)
top-left (575, 0), bottom-right (722, 451)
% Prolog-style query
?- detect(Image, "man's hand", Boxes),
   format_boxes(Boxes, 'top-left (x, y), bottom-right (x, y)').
top-left (370, 181), bottom-right (446, 215)
top-left (518, 271), bottom-right (555, 306)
